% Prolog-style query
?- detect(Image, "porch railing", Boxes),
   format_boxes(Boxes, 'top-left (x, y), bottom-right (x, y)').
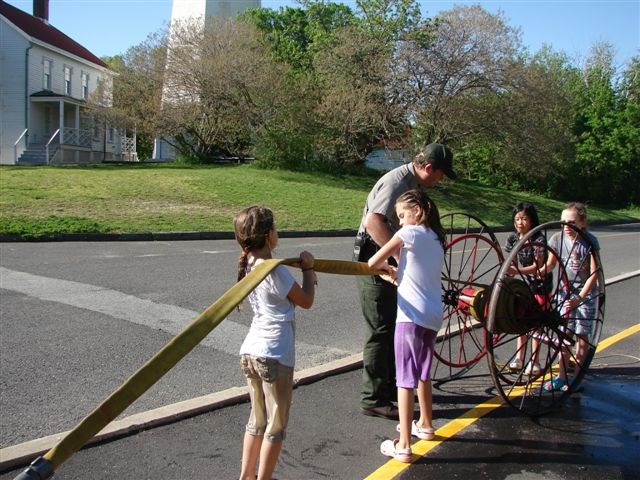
top-left (21, 127), bottom-right (136, 163)
top-left (13, 129), bottom-right (28, 163)
top-left (45, 129), bottom-right (60, 164)
top-left (62, 127), bottom-right (92, 148)
top-left (120, 135), bottom-right (139, 161)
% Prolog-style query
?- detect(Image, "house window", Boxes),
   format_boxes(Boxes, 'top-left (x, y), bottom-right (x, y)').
top-left (81, 72), bottom-right (89, 99)
top-left (93, 120), bottom-right (101, 141)
top-left (43, 59), bottom-right (51, 90)
top-left (64, 66), bottom-right (72, 95)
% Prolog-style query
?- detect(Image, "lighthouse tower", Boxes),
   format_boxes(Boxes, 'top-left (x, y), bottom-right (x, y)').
top-left (169, 0), bottom-right (261, 26)
top-left (153, 0), bottom-right (261, 160)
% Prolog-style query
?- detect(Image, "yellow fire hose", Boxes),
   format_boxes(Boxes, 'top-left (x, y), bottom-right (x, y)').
top-left (16, 259), bottom-right (383, 480)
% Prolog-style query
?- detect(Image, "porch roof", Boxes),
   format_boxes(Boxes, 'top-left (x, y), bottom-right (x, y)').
top-left (30, 89), bottom-right (85, 106)
top-left (0, 1), bottom-right (109, 70)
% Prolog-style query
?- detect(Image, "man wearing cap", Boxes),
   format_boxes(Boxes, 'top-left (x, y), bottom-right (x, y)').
top-left (354, 143), bottom-right (457, 420)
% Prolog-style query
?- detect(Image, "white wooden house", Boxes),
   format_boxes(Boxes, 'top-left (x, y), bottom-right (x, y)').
top-left (0, 0), bottom-right (137, 164)
top-left (365, 148), bottom-right (411, 171)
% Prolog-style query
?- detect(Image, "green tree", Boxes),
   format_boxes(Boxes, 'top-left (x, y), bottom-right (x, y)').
top-left (486, 47), bottom-right (577, 192)
top-left (158, 17), bottom-right (296, 161)
top-left (620, 55), bottom-right (640, 103)
top-left (97, 33), bottom-right (168, 160)
top-left (398, 5), bottom-right (522, 146)
top-left (242, 1), bottom-right (360, 167)
top-left (354, 0), bottom-right (422, 45)
top-left (242, 1), bottom-right (355, 72)
top-left (567, 43), bottom-right (640, 205)
top-left (308, 0), bottom-right (427, 163)
top-left (312, 26), bottom-right (405, 163)
top-left (245, 1), bottom-right (418, 165)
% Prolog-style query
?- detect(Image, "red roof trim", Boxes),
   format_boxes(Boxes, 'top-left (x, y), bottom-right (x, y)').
top-left (0, 1), bottom-right (109, 69)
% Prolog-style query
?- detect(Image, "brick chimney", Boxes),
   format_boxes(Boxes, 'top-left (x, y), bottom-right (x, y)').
top-left (33, 0), bottom-right (49, 21)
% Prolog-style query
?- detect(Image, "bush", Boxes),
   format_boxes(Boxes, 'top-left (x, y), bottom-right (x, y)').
top-left (253, 127), bottom-right (317, 170)
top-left (0, 215), bottom-right (106, 239)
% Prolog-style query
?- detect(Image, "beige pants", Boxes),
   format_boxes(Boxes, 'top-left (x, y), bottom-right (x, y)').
top-left (240, 355), bottom-right (294, 442)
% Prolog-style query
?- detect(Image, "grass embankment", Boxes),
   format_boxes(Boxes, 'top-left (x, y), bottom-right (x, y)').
top-left (1, 163), bottom-right (638, 239)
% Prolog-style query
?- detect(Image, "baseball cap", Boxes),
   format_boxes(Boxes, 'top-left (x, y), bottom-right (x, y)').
top-left (420, 143), bottom-right (457, 180)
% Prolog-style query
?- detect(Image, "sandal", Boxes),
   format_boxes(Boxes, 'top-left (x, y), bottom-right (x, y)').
top-left (380, 439), bottom-right (412, 463)
top-left (524, 362), bottom-right (542, 376)
top-left (508, 358), bottom-right (523, 371)
top-left (543, 376), bottom-right (569, 392)
top-left (396, 420), bottom-right (435, 440)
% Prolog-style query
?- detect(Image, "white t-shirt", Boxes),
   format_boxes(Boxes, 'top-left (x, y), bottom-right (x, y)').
top-left (395, 225), bottom-right (444, 332)
top-left (239, 263), bottom-right (297, 367)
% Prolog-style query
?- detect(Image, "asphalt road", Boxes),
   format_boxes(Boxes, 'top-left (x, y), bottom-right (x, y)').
top-left (1, 277), bottom-right (638, 480)
top-left (1, 224), bottom-right (638, 449)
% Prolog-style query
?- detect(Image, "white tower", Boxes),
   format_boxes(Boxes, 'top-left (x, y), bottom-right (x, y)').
top-left (169, 0), bottom-right (261, 26)
top-left (153, 0), bottom-right (261, 160)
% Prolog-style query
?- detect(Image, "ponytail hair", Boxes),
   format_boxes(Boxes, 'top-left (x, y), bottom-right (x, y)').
top-left (233, 205), bottom-right (275, 282)
top-left (396, 189), bottom-right (446, 249)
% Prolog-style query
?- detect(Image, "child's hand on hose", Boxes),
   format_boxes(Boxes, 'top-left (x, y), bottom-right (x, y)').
top-left (299, 251), bottom-right (317, 285)
top-left (380, 264), bottom-right (398, 286)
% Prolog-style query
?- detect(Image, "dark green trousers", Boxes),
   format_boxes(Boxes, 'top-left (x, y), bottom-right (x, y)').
top-left (357, 275), bottom-right (397, 408)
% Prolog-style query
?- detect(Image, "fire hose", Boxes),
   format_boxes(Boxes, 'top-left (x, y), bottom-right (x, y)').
top-left (15, 259), bottom-right (383, 480)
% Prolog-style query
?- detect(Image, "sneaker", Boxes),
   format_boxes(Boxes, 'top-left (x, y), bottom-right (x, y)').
top-left (524, 362), bottom-right (542, 376)
top-left (543, 376), bottom-right (569, 392)
top-left (508, 358), bottom-right (523, 371)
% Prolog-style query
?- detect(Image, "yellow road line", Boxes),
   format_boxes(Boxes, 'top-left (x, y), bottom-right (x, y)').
top-left (363, 396), bottom-right (505, 480)
top-left (596, 323), bottom-right (640, 352)
top-left (363, 323), bottom-right (640, 480)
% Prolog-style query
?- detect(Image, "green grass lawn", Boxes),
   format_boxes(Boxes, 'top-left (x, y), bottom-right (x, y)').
top-left (1, 163), bottom-right (638, 239)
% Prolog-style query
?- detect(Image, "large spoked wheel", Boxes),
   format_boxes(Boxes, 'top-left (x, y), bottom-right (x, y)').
top-left (486, 221), bottom-right (606, 416)
top-left (440, 212), bottom-right (500, 247)
top-left (432, 231), bottom-right (504, 381)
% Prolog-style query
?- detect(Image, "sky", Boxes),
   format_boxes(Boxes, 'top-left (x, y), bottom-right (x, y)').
top-left (4, 0), bottom-right (639, 70)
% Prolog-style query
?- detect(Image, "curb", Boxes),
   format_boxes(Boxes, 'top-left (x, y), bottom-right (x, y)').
top-left (0, 354), bottom-right (363, 472)
top-left (0, 230), bottom-right (359, 243)
top-left (1, 273), bottom-right (639, 472)
top-left (1, 219), bottom-right (637, 243)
